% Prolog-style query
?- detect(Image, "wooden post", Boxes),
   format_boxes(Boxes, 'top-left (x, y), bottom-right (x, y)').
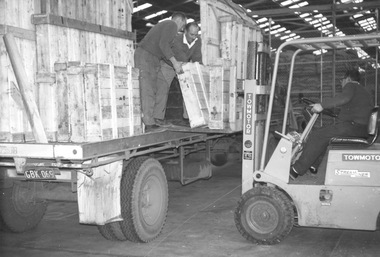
top-left (3, 33), bottom-right (48, 143)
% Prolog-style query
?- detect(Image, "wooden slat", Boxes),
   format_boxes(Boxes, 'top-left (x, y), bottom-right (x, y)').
top-left (83, 64), bottom-right (102, 142)
top-left (0, 25), bottom-right (35, 41)
top-left (67, 63), bottom-right (85, 142)
top-left (209, 65), bottom-right (225, 129)
top-left (32, 13), bottom-right (136, 40)
top-left (36, 72), bottom-right (57, 135)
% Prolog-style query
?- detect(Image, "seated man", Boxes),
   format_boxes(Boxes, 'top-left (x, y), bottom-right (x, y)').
top-left (290, 68), bottom-right (374, 179)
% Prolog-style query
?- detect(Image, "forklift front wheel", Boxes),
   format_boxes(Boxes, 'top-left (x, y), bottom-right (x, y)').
top-left (234, 186), bottom-right (294, 245)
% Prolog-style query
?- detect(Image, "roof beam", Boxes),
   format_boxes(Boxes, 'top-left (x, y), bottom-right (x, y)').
top-left (246, 2), bottom-right (380, 17)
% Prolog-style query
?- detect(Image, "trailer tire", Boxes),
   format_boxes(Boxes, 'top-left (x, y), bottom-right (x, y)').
top-left (119, 157), bottom-right (168, 243)
top-left (0, 181), bottom-right (47, 232)
top-left (97, 222), bottom-right (127, 241)
top-left (234, 186), bottom-right (294, 245)
top-left (211, 152), bottom-right (228, 167)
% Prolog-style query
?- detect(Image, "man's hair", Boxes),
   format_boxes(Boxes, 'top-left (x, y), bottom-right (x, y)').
top-left (172, 12), bottom-right (187, 21)
top-left (344, 68), bottom-right (361, 82)
top-left (185, 22), bottom-right (200, 32)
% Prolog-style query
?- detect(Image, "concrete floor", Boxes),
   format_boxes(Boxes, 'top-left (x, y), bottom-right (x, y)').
top-left (1, 160), bottom-right (379, 257)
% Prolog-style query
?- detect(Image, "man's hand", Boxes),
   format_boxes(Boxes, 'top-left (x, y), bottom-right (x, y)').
top-left (170, 57), bottom-right (184, 74)
top-left (173, 62), bottom-right (183, 74)
top-left (311, 103), bottom-right (323, 113)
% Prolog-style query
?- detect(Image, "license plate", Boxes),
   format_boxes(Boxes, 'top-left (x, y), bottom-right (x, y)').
top-left (24, 168), bottom-right (57, 180)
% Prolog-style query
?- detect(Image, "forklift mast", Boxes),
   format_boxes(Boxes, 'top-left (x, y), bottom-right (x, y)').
top-left (241, 33), bottom-right (271, 193)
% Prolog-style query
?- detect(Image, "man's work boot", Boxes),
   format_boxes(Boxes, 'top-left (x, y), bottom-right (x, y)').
top-left (145, 124), bottom-right (163, 133)
top-left (155, 119), bottom-right (172, 127)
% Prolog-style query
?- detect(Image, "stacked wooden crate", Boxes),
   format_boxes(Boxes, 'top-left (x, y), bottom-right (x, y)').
top-left (37, 62), bottom-right (141, 142)
top-left (0, 0), bottom-right (139, 142)
top-left (200, 0), bottom-right (262, 79)
top-left (178, 0), bottom-right (261, 131)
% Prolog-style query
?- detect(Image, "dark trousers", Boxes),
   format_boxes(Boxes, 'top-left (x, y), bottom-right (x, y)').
top-left (134, 48), bottom-right (171, 125)
top-left (293, 121), bottom-right (368, 175)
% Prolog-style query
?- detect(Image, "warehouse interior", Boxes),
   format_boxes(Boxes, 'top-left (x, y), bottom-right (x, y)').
top-left (1, 0), bottom-right (380, 256)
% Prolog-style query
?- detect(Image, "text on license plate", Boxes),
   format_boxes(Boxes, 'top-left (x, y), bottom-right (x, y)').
top-left (24, 169), bottom-right (57, 180)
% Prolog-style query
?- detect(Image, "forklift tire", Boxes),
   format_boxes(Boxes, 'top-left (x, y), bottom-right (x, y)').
top-left (0, 181), bottom-right (47, 233)
top-left (234, 186), bottom-right (294, 245)
top-left (119, 157), bottom-right (168, 242)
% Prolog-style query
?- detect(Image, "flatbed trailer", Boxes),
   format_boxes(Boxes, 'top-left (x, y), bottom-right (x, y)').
top-left (0, 127), bottom-right (239, 242)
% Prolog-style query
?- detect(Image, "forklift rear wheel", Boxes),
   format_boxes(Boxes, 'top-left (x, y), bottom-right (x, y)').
top-left (119, 157), bottom-right (169, 242)
top-left (0, 181), bottom-right (47, 232)
top-left (234, 186), bottom-right (294, 245)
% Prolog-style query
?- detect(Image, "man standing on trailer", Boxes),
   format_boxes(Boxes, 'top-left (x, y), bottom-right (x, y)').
top-left (160, 22), bottom-right (202, 125)
top-left (134, 12), bottom-right (187, 132)
top-left (290, 68), bottom-right (374, 179)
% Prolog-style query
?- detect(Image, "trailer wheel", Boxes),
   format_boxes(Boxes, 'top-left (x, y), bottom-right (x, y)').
top-left (119, 157), bottom-right (168, 242)
top-left (234, 186), bottom-right (294, 245)
top-left (0, 181), bottom-right (47, 232)
top-left (211, 152), bottom-right (228, 167)
top-left (97, 221), bottom-right (127, 241)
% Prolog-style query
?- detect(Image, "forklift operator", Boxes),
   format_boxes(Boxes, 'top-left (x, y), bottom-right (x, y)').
top-left (290, 68), bottom-right (374, 179)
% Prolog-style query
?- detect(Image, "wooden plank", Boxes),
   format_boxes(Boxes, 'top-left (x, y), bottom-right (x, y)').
top-left (209, 65), bottom-right (225, 129)
top-left (35, 24), bottom-right (52, 72)
top-left (32, 14), bottom-right (136, 40)
top-left (66, 62), bottom-right (85, 142)
top-left (114, 65), bottom-right (130, 137)
top-left (109, 65), bottom-right (118, 138)
top-left (228, 66), bottom-right (243, 131)
top-left (127, 65), bottom-right (134, 135)
top-left (83, 64), bottom-right (102, 142)
top-left (0, 25), bottom-right (36, 41)
top-left (36, 72), bottom-right (57, 136)
top-left (98, 64), bottom-right (113, 139)
top-left (67, 27), bottom-right (80, 61)
top-left (51, 63), bottom-right (68, 140)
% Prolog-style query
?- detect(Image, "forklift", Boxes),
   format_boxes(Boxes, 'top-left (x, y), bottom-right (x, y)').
top-left (235, 34), bottom-right (380, 245)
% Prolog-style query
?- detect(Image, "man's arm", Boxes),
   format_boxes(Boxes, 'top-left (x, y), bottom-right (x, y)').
top-left (159, 23), bottom-right (177, 62)
top-left (190, 39), bottom-right (203, 64)
top-left (311, 83), bottom-right (355, 112)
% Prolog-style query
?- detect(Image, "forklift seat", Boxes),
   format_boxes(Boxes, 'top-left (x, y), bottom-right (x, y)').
top-left (330, 106), bottom-right (379, 146)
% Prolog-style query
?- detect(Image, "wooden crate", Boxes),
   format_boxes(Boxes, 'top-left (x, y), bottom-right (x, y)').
top-left (178, 61), bottom-right (244, 131)
top-left (178, 62), bottom-right (210, 128)
top-left (200, 0), bottom-right (262, 79)
top-left (0, 0), bottom-right (136, 142)
top-left (37, 62), bottom-right (142, 142)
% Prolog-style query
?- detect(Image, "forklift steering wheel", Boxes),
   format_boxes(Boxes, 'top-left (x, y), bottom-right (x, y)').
top-left (301, 97), bottom-right (338, 118)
